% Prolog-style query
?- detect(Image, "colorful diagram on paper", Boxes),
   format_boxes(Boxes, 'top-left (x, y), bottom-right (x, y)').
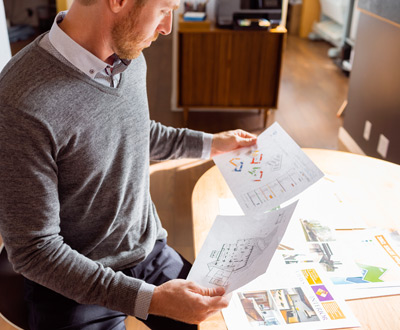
top-left (226, 151), bottom-right (314, 211)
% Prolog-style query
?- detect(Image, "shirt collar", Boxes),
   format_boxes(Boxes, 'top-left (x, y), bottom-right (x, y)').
top-left (49, 11), bottom-right (129, 79)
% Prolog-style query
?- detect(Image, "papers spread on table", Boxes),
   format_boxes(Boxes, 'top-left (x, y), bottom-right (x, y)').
top-left (187, 202), bottom-right (298, 294)
top-left (218, 175), bottom-right (400, 301)
top-left (279, 222), bottom-right (400, 300)
top-left (213, 122), bottom-right (324, 216)
top-left (222, 262), bottom-right (360, 330)
top-left (188, 122), bottom-right (365, 329)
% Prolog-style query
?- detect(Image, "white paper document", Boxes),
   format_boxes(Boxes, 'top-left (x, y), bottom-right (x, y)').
top-left (213, 122), bottom-right (324, 215)
top-left (222, 263), bottom-right (360, 330)
top-left (187, 202), bottom-right (298, 294)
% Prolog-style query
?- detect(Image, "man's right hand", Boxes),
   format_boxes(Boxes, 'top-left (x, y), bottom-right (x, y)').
top-left (148, 279), bottom-right (230, 324)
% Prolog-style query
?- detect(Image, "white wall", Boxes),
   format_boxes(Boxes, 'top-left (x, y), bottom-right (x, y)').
top-left (0, 0), bottom-right (11, 71)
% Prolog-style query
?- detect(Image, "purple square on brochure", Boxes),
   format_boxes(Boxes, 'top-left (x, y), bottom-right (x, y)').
top-left (311, 285), bottom-right (334, 302)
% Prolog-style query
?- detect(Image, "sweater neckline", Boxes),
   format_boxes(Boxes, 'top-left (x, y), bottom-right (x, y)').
top-left (31, 34), bottom-right (127, 97)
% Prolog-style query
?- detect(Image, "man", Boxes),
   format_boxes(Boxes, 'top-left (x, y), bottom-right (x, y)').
top-left (0, 0), bottom-right (257, 329)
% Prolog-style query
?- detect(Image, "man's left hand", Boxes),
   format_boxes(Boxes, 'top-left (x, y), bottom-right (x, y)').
top-left (211, 129), bottom-right (257, 158)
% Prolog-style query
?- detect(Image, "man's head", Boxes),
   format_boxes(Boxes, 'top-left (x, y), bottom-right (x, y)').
top-left (72, 0), bottom-right (178, 60)
top-left (111, 0), bottom-right (155, 59)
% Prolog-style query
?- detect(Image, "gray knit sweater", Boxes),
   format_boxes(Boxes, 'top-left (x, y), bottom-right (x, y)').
top-left (0, 35), bottom-right (204, 317)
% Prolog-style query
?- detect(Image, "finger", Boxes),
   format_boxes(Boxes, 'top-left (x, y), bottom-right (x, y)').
top-left (196, 285), bottom-right (226, 297)
top-left (235, 129), bottom-right (257, 139)
top-left (236, 138), bottom-right (257, 147)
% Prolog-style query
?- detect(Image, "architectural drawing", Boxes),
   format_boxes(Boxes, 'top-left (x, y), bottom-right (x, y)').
top-left (241, 168), bottom-right (312, 209)
top-left (206, 226), bottom-right (280, 287)
top-left (187, 202), bottom-right (299, 294)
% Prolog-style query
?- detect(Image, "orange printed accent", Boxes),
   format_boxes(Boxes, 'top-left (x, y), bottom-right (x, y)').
top-left (251, 150), bottom-right (263, 164)
top-left (375, 235), bottom-right (400, 267)
top-left (302, 269), bottom-right (322, 285)
top-left (321, 301), bottom-right (346, 320)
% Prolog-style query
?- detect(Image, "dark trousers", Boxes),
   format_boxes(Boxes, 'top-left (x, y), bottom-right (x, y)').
top-left (24, 240), bottom-right (197, 330)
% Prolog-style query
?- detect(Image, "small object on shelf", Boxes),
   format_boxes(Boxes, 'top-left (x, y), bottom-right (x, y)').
top-left (183, 11), bottom-right (206, 21)
top-left (179, 15), bottom-right (211, 30)
top-left (217, 0), bottom-right (282, 28)
top-left (234, 17), bottom-right (271, 30)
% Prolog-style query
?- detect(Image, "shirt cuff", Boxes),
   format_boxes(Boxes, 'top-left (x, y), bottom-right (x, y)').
top-left (201, 133), bottom-right (213, 159)
top-left (134, 282), bottom-right (156, 320)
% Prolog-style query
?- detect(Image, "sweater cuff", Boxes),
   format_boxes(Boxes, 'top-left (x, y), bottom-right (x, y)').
top-left (134, 282), bottom-right (156, 320)
top-left (201, 133), bottom-right (213, 159)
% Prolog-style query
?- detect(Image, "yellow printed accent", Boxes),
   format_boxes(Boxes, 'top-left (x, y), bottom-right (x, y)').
top-left (321, 301), bottom-right (346, 320)
top-left (315, 288), bottom-right (329, 298)
top-left (375, 235), bottom-right (400, 267)
top-left (302, 269), bottom-right (322, 285)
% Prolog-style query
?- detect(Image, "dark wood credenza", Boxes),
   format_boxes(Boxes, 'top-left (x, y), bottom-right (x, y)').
top-left (177, 21), bottom-right (287, 127)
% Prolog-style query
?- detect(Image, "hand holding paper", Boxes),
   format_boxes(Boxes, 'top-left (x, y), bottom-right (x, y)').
top-left (149, 279), bottom-right (230, 324)
top-left (211, 129), bottom-right (257, 157)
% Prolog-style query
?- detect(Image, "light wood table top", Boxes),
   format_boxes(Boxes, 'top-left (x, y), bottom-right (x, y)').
top-left (191, 149), bottom-right (400, 330)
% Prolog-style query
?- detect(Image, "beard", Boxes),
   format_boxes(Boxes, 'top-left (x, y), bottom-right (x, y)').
top-left (111, 5), bottom-right (158, 59)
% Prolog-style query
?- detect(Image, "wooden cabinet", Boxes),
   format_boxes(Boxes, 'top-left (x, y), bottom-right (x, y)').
top-left (178, 23), bottom-right (286, 126)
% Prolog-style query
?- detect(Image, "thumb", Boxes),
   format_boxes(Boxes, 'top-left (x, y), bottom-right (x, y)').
top-left (237, 137), bottom-right (257, 148)
top-left (194, 284), bottom-right (226, 297)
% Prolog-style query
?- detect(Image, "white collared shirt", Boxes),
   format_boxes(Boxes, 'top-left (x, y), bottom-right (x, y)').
top-left (41, 11), bottom-right (130, 88)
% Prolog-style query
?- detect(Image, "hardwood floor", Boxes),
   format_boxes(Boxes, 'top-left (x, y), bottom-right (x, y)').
top-left (144, 33), bottom-right (349, 264)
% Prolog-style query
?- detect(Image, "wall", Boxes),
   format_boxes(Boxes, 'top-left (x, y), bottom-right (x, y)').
top-left (341, 1), bottom-right (400, 164)
top-left (0, 0), bottom-right (11, 71)
top-left (358, 0), bottom-right (400, 25)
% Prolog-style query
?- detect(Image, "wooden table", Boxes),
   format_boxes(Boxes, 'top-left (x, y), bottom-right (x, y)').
top-left (191, 149), bottom-right (400, 330)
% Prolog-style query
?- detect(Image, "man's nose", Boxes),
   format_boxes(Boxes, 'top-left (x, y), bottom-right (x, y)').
top-left (158, 13), bottom-right (173, 35)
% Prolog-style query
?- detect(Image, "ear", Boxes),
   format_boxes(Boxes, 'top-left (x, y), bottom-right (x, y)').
top-left (109, 0), bottom-right (130, 14)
